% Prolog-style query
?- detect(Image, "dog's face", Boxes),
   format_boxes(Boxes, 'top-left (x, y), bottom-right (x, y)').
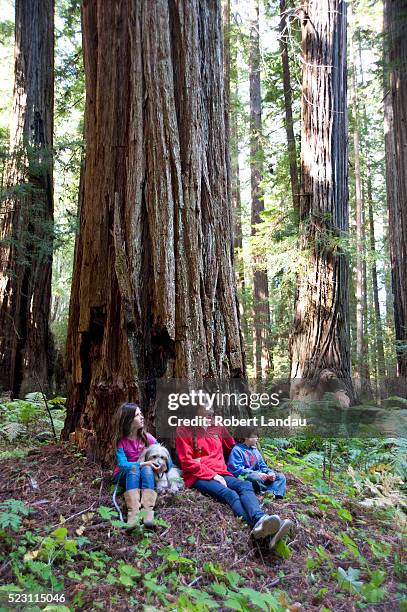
top-left (143, 444), bottom-right (171, 473)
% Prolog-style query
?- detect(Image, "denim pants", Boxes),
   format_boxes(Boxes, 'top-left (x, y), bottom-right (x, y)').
top-left (245, 472), bottom-right (286, 497)
top-left (113, 464), bottom-right (155, 491)
top-left (193, 475), bottom-right (265, 527)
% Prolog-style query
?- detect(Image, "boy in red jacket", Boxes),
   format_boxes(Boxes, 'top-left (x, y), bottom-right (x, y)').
top-left (176, 405), bottom-right (294, 545)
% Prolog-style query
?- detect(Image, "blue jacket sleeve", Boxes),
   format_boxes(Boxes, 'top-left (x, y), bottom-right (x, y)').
top-left (227, 447), bottom-right (256, 477)
top-left (116, 447), bottom-right (138, 469)
top-left (256, 449), bottom-right (274, 474)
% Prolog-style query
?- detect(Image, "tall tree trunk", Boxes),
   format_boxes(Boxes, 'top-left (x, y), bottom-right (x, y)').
top-left (290, 0), bottom-right (354, 405)
top-left (223, 0), bottom-right (232, 198)
top-left (224, 0), bottom-right (249, 349)
top-left (384, 0), bottom-right (407, 377)
top-left (231, 90), bottom-right (245, 295)
top-left (62, 0), bottom-right (245, 462)
top-left (249, 0), bottom-right (272, 379)
top-left (383, 223), bottom-right (396, 376)
top-left (279, 0), bottom-right (300, 221)
top-left (367, 175), bottom-right (386, 381)
top-left (352, 56), bottom-right (365, 399)
top-left (350, 16), bottom-right (372, 400)
top-left (357, 35), bottom-right (386, 389)
top-left (361, 213), bottom-right (373, 397)
top-left (0, 0), bottom-right (54, 397)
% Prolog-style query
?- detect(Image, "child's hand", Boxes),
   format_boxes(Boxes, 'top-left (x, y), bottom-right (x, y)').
top-left (258, 473), bottom-right (269, 481)
top-left (213, 474), bottom-right (227, 487)
top-left (141, 460), bottom-right (161, 471)
top-left (266, 472), bottom-right (276, 481)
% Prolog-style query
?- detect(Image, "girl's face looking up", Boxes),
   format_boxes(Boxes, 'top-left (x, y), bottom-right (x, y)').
top-left (130, 407), bottom-right (144, 433)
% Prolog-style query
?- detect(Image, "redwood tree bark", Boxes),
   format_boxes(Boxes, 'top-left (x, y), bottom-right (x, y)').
top-left (279, 0), bottom-right (300, 220)
top-left (350, 22), bottom-right (372, 400)
top-left (384, 0), bottom-right (407, 377)
top-left (225, 0), bottom-right (248, 346)
top-left (367, 175), bottom-right (386, 384)
top-left (0, 0), bottom-right (54, 397)
top-left (62, 0), bottom-right (245, 461)
top-left (249, 0), bottom-right (272, 379)
top-left (290, 0), bottom-right (354, 404)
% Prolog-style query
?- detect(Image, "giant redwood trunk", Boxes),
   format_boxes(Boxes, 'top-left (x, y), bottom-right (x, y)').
top-left (384, 0), bottom-right (407, 377)
top-left (249, 0), bottom-right (272, 379)
top-left (0, 0), bottom-right (54, 397)
top-left (62, 0), bottom-right (245, 461)
top-left (290, 0), bottom-right (354, 404)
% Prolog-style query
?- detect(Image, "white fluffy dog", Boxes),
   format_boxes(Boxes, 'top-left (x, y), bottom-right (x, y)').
top-left (139, 443), bottom-right (184, 493)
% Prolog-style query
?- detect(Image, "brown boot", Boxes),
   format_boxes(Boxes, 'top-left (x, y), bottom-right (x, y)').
top-left (124, 488), bottom-right (141, 528)
top-left (141, 489), bottom-right (157, 528)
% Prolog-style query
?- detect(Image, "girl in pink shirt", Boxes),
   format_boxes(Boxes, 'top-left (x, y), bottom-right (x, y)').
top-left (113, 403), bottom-right (159, 528)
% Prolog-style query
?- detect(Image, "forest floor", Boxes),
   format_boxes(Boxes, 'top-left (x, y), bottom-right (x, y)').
top-left (0, 441), bottom-right (405, 612)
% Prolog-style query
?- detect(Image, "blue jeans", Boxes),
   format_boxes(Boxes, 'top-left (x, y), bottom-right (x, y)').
top-left (245, 472), bottom-right (286, 497)
top-left (193, 475), bottom-right (265, 527)
top-left (113, 464), bottom-right (155, 491)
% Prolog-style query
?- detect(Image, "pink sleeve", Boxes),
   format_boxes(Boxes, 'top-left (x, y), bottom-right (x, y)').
top-left (116, 438), bottom-right (124, 449)
top-left (147, 433), bottom-right (157, 445)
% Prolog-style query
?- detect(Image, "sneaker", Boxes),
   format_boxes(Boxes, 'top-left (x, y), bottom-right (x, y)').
top-left (269, 519), bottom-right (294, 549)
top-left (251, 514), bottom-right (281, 540)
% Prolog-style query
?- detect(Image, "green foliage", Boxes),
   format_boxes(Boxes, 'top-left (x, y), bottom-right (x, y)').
top-left (263, 436), bottom-right (407, 489)
top-left (336, 566), bottom-right (363, 593)
top-left (176, 591), bottom-right (219, 610)
top-left (200, 562), bottom-right (292, 611)
top-left (367, 538), bottom-right (391, 559)
top-left (157, 545), bottom-right (194, 567)
top-left (46, 0), bottom-right (85, 351)
top-left (0, 505), bottom-right (82, 597)
top-left (0, 448), bottom-right (28, 460)
top-left (0, 18), bottom-right (13, 43)
top-left (0, 434), bottom-right (402, 610)
top-left (117, 562), bottom-right (140, 587)
top-left (338, 532), bottom-right (363, 561)
top-left (352, 438), bottom-right (407, 481)
top-left (97, 505), bottom-right (116, 521)
top-left (335, 566), bottom-right (387, 603)
top-left (55, 0), bottom-right (84, 118)
top-left (274, 539), bottom-right (292, 559)
top-left (0, 499), bottom-right (33, 531)
top-left (0, 394), bottom-right (66, 445)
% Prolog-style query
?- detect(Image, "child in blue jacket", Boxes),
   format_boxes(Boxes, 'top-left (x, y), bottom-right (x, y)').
top-left (227, 430), bottom-right (286, 498)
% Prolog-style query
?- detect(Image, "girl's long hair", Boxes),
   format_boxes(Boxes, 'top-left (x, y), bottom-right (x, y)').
top-left (115, 402), bottom-right (148, 446)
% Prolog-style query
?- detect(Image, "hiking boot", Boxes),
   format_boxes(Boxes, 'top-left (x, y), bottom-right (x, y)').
top-left (124, 488), bottom-right (141, 529)
top-left (269, 519), bottom-right (294, 549)
top-left (251, 514), bottom-right (281, 540)
top-left (141, 489), bottom-right (157, 528)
